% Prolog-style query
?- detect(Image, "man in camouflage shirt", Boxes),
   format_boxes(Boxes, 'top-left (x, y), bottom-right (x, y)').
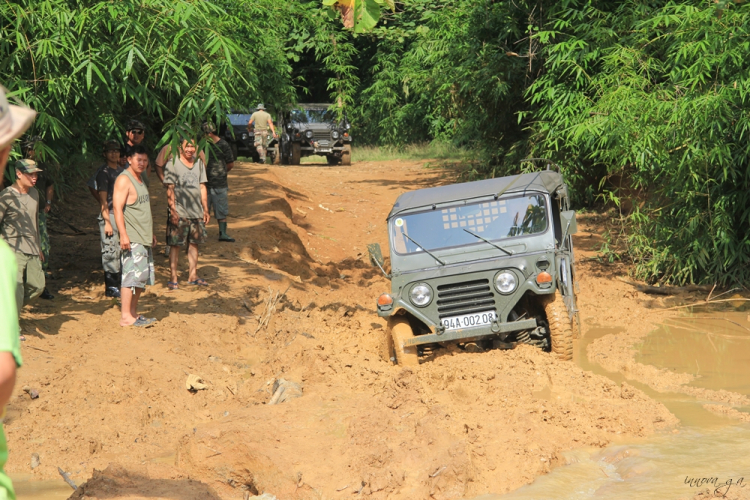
top-left (202, 122), bottom-right (235, 242)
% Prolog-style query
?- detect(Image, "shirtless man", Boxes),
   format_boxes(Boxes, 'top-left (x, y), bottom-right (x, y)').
top-left (112, 145), bottom-right (157, 327)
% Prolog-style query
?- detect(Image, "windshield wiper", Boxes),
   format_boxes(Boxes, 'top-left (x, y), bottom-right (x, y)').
top-left (401, 232), bottom-right (446, 266)
top-left (463, 228), bottom-right (514, 256)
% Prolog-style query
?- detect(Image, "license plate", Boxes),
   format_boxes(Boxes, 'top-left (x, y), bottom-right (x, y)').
top-left (441, 311), bottom-right (497, 330)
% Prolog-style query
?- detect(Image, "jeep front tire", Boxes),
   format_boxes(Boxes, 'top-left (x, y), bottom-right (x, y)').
top-left (341, 144), bottom-right (351, 166)
top-left (544, 293), bottom-right (574, 361)
top-left (385, 317), bottom-right (419, 366)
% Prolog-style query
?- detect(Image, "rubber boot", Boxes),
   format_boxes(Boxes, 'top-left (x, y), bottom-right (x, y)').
top-left (104, 272), bottom-right (121, 298)
top-left (218, 222), bottom-right (235, 242)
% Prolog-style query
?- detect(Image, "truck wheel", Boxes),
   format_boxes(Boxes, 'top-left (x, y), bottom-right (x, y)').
top-left (272, 151), bottom-right (281, 165)
top-left (290, 143), bottom-right (301, 165)
top-left (386, 317), bottom-right (419, 366)
top-left (544, 293), bottom-right (574, 361)
top-left (326, 155), bottom-right (339, 166)
top-left (341, 144), bottom-right (351, 166)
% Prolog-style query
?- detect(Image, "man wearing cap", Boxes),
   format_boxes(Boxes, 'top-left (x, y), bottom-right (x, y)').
top-left (0, 84), bottom-right (35, 500)
top-left (96, 141), bottom-right (125, 298)
top-left (202, 122), bottom-right (235, 242)
top-left (247, 104), bottom-right (277, 163)
top-left (0, 159), bottom-right (46, 318)
top-left (124, 120), bottom-right (151, 185)
top-left (22, 137), bottom-right (54, 299)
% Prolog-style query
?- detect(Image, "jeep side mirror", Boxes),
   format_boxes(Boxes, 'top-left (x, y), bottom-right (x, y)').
top-left (367, 243), bottom-right (391, 279)
top-left (560, 210), bottom-right (577, 235)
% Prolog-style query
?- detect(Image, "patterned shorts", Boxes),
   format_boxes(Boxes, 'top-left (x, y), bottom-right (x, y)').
top-left (254, 130), bottom-right (270, 148)
top-left (167, 217), bottom-right (207, 247)
top-left (121, 243), bottom-right (155, 289)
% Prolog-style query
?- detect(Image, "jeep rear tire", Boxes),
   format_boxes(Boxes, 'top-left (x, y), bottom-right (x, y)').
top-left (386, 317), bottom-right (419, 366)
top-left (544, 293), bottom-right (574, 361)
top-left (341, 144), bottom-right (351, 166)
top-left (290, 143), bottom-right (301, 165)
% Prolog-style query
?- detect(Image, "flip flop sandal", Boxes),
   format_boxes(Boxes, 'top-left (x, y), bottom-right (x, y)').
top-left (167, 281), bottom-right (179, 290)
top-left (130, 317), bottom-right (155, 327)
top-left (138, 315), bottom-right (157, 322)
top-left (187, 278), bottom-right (209, 287)
top-left (19, 335), bottom-right (26, 342)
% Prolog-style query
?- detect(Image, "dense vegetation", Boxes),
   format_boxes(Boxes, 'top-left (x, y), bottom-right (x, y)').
top-left (2, 0), bottom-right (749, 285)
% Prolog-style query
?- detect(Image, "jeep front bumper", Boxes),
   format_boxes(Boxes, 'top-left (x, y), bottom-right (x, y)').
top-left (404, 318), bottom-right (537, 347)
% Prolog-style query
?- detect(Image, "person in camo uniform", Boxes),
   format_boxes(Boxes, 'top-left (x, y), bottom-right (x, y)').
top-left (112, 144), bottom-right (156, 327)
top-left (96, 141), bottom-right (125, 298)
top-left (202, 122), bottom-right (235, 242)
top-left (0, 82), bottom-right (36, 500)
top-left (164, 137), bottom-right (210, 290)
top-left (0, 160), bottom-right (46, 320)
top-left (22, 137), bottom-right (54, 300)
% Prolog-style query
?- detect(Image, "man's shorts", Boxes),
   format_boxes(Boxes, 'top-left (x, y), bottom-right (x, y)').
top-left (167, 217), bottom-right (207, 247)
top-left (254, 130), bottom-right (270, 148)
top-left (121, 243), bottom-right (155, 289)
top-left (208, 187), bottom-right (229, 220)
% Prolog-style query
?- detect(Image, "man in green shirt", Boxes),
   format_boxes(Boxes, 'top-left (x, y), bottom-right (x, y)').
top-left (0, 160), bottom-right (46, 317)
top-left (247, 104), bottom-right (277, 163)
top-left (0, 83), bottom-right (36, 500)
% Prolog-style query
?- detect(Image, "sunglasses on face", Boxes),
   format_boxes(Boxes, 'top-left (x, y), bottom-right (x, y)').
top-left (130, 129), bottom-right (144, 135)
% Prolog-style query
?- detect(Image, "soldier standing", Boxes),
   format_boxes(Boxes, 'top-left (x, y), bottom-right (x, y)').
top-left (0, 160), bottom-right (46, 318)
top-left (23, 137), bottom-right (54, 299)
top-left (247, 104), bottom-right (277, 163)
top-left (202, 122), bottom-right (235, 242)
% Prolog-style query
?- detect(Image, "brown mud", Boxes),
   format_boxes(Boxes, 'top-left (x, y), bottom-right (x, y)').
top-left (7, 158), bottom-right (741, 499)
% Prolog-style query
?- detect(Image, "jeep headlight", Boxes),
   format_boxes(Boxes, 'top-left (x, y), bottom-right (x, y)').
top-left (331, 130), bottom-right (340, 139)
top-left (494, 271), bottom-right (517, 294)
top-left (409, 283), bottom-right (433, 307)
top-left (305, 130), bottom-right (314, 139)
top-left (344, 122), bottom-right (351, 130)
top-left (241, 133), bottom-right (248, 140)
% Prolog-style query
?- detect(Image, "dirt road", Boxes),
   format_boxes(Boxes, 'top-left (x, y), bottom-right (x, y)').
top-left (8, 159), bottom-right (679, 499)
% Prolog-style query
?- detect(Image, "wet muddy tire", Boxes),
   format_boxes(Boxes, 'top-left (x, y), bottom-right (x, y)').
top-left (544, 293), bottom-right (574, 361)
top-left (290, 143), bottom-right (301, 165)
top-left (387, 317), bottom-right (419, 366)
top-left (341, 144), bottom-right (351, 166)
top-left (381, 324), bottom-right (396, 364)
top-left (272, 151), bottom-right (281, 165)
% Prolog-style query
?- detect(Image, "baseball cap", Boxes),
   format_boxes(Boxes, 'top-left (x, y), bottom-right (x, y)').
top-left (103, 140), bottom-right (120, 152)
top-left (126, 119), bottom-right (146, 131)
top-left (15, 159), bottom-right (42, 174)
top-left (201, 122), bottom-right (216, 135)
top-left (0, 86), bottom-right (36, 150)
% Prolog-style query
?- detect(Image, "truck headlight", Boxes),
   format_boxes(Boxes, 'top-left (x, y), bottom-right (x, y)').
top-left (241, 133), bottom-right (248, 140)
top-left (494, 271), bottom-right (517, 294)
top-left (409, 283), bottom-right (433, 307)
top-left (344, 122), bottom-right (351, 130)
top-left (305, 130), bottom-right (314, 139)
top-left (331, 130), bottom-right (340, 139)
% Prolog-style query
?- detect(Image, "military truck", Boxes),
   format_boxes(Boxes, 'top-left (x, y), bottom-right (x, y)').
top-left (279, 104), bottom-right (352, 165)
top-left (369, 162), bottom-right (581, 365)
top-left (222, 110), bottom-right (280, 164)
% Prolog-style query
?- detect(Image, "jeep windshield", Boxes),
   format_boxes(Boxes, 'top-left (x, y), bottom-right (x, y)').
top-left (291, 108), bottom-right (334, 124)
top-left (391, 194), bottom-right (548, 255)
top-left (227, 113), bottom-right (252, 126)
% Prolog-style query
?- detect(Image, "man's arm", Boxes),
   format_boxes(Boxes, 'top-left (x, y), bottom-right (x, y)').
top-left (44, 184), bottom-right (54, 214)
top-left (33, 193), bottom-right (42, 258)
top-left (166, 184), bottom-right (179, 225)
top-left (154, 145), bottom-right (171, 184)
top-left (200, 183), bottom-right (210, 224)
top-left (220, 140), bottom-right (235, 172)
top-left (268, 117), bottom-right (277, 138)
top-left (112, 176), bottom-right (131, 250)
top-left (247, 118), bottom-right (255, 132)
top-left (88, 186), bottom-right (99, 204)
top-left (0, 352), bottom-right (16, 408)
top-left (98, 190), bottom-right (112, 236)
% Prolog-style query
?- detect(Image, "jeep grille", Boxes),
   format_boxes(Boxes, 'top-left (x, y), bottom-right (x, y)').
top-left (436, 279), bottom-right (496, 318)
top-left (312, 129), bottom-right (332, 142)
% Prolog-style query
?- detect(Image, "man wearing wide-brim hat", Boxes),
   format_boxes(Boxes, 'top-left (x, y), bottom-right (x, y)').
top-left (0, 158), bottom-right (46, 318)
top-left (0, 84), bottom-right (36, 500)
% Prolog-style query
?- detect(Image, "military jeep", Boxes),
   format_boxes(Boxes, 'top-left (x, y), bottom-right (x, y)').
top-left (279, 103), bottom-right (352, 165)
top-left (369, 162), bottom-right (581, 365)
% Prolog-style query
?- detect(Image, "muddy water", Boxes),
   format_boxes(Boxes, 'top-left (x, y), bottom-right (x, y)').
top-left (483, 313), bottom-right (750, 500)
top-left (12, 473), bottom-right (72, 499)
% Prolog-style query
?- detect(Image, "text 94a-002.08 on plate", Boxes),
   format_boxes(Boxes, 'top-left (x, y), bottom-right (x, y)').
top-left (441, 311), bottom-right (497, 331)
